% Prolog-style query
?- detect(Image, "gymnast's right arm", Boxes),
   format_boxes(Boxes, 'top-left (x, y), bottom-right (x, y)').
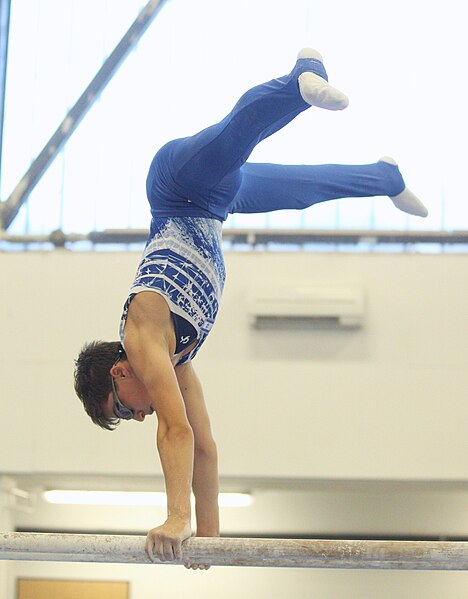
top-left (123, 319), bottom-right (194, 562)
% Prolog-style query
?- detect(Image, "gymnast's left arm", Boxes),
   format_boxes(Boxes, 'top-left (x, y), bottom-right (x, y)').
top-left (175, 362), bottom-right (220, 542)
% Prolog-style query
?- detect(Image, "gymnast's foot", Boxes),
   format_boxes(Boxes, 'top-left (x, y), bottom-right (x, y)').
top-left (297, 48), bottom-right (349, 111)
top-left (379, 156), bottom-right (428, 217)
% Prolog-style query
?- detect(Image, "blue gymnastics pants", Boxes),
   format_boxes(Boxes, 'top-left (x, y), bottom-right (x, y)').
top-left (146, 57), bottom-right (406, 222)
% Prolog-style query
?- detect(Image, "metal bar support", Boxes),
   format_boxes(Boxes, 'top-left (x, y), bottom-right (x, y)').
top-left (1, 228), bottom-right (468, 248)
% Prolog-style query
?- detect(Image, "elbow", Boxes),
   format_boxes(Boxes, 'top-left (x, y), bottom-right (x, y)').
top-left (158, 422), bottom-right (194, 448)
top-left (194, 436), bottom-right (218, 461)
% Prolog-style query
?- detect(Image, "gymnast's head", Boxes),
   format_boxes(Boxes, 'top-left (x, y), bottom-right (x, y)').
top-left (74, 340), bottom-right (126, 431)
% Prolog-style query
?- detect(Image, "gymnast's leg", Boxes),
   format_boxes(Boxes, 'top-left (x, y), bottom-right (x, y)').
top-left (173, 48), bottom-right (347, 185)
top-left (230, 157), bottom-right (427, 217)
top-left (229, 158), bottom-right (428, 217)
top-left (146, 49), bottom-right (348, 220)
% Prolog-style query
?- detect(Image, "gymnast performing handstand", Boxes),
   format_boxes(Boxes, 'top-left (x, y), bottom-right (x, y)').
top-left (74, 48), bottom-right (428, 568)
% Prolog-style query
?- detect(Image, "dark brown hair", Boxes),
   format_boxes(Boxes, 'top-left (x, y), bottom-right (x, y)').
top-left (74, 340), bottom-right (126, 431)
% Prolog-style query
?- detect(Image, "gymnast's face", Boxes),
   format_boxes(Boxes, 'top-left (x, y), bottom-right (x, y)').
top-left (105, 361), bottom-right (154, 423)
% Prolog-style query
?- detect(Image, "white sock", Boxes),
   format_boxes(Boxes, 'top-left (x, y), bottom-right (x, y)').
top-left (379, 157), bottom-right (428, 218)
top-left (297, 48), bottom-right (349, 111)
top-left (297, 48), bottom-right (324, 61)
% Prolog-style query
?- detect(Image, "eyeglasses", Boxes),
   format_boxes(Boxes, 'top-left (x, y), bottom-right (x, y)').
top-left (111, 347), bottom-right (134, 420)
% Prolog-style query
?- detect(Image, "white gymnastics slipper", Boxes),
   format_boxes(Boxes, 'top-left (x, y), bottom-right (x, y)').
top-left (379, 156), bottom-right (428, 217)
top-left (297, 48), bottom-right (349, 110)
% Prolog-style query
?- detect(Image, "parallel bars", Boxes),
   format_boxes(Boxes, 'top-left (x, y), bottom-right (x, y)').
top-left (1, 533), bottom-right (468, 570)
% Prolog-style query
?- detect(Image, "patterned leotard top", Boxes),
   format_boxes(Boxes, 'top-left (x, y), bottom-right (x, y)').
top-left (120, 216), bottom-right (226, 365)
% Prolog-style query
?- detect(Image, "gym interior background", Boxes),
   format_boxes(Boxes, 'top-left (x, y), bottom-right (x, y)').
top-left (1, 1), bottom-right (467, 598)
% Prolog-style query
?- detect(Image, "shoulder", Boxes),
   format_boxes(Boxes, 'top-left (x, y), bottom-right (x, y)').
top-left (127, 291), bottom-right (171, 324)
top-left (124, 291), bottom-right (176, 354)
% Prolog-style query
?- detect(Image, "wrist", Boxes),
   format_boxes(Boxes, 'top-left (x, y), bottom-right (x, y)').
top-left (196, 528), bottom-right (220, 537)
top-left (167, 511), bottom-right (191, 524)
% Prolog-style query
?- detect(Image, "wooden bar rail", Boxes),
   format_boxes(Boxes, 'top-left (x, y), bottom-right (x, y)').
top-left (1, 533), bottom-right (468, 570)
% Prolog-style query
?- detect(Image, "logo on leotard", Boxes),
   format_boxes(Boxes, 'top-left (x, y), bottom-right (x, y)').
top-left (180, 336), bottom-right (190, 345)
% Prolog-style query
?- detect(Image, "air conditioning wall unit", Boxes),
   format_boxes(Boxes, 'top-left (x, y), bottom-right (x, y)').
top-left (247, 284), bottom-right (365, 329)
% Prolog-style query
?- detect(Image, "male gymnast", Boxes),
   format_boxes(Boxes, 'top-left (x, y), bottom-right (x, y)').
top-left (74, 48), bottom-right (428, 568)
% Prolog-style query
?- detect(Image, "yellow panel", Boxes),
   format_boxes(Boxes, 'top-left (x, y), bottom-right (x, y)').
top-left (17, 579), bottom-right (129, 599)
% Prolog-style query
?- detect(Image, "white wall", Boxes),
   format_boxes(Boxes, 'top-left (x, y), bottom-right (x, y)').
top-left (1, 250), bottom-right (467, 480)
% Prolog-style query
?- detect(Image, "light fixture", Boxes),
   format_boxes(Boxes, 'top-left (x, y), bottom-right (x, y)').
top-left (43, 490), bottom-right (253, 508)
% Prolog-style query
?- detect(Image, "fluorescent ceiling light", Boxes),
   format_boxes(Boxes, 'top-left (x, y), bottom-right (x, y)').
top-left (43, 490), bottom-right (252, 508)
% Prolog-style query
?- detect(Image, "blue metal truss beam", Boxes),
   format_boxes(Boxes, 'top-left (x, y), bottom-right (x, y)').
top-left (0, 0), bottom-right (169, 230)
